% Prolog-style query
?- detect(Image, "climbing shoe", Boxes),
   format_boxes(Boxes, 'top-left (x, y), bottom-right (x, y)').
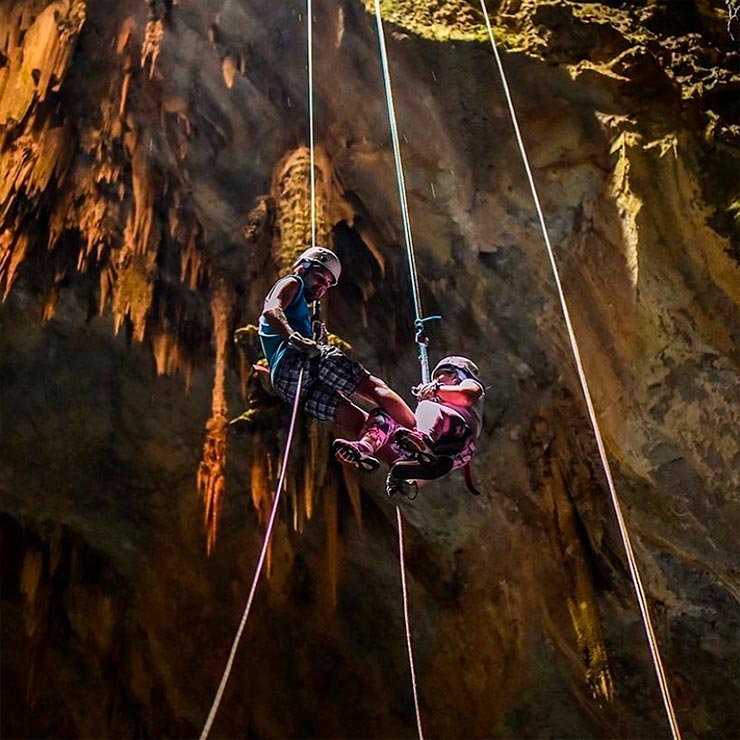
top-left (332, 438), bottom-right (381, 472)
top-left (388, 456), bottom-right (454, 483)
top-left (393, 429), bottom-right (437, 464)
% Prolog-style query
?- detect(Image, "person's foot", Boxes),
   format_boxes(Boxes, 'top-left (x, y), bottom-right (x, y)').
top-left (385, 475), bottom-right (418, 500)
top-left (394, 429), bottom-right (437, 464)
top-left (332, 438), bottom-right (380, 472)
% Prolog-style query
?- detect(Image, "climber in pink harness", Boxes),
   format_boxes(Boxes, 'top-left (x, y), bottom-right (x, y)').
top-left (333, 356), bottom-right (485, 498)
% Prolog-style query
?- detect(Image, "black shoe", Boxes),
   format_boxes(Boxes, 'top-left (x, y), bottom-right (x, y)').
top-left (394, 429), bottom-right (437, 464)
top-left (388, 456), bottom-right (454, 482)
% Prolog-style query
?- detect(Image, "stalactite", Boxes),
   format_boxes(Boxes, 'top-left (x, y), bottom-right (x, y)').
top-left (0, 1), bottom-right (84, 299)
top-left (242, 195), bottom-right (275, 246)
top-left (19, 543), bottom-right (50, 701)
top-left (109, 145), bottom-right (160, 341)
top-left (340, 465), bottom-right (363, 534)
top-left (306, 419), bottom-right (330, 522)
top-left (550, 457), bottom-right (615, 705)
top-left (249, 436), bottom-right (271, 524)
top-left (20, 546), bottom-right (44, 638)
top-left (41, 272), bottom-right (65, 323)
top-left (272, 146), bottom-right (332, 271)
top-left (180, 227), bottom-right (204, 290)
top-left (249, 438), bottom-right (277, 578)
top-left (0, 233), bottom-right (29, 300)
top-left (196, 284), bottom-right (231, 554)
top-left (151, 328), bottom-right (194, 381)
top-left (324, 471), bottom-right (340, 608)
top-left (141, 0), bottom-right (167, 80)
top-left (527, 411), bottom-right (615, 706)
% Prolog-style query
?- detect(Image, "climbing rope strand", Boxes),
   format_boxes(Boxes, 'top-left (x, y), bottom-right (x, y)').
top-left (372, 5), bottom-right (427, 739)
top-left (200, 368), bottom-right (306, 740)
top-left (478, 3), bottom-right (682, 739)
top-left (372, 0), bottom-right (430, 382)
top-left (397, 508), bottom-right (425, 740)
top-left (307, 0), bottom-right (317, 248)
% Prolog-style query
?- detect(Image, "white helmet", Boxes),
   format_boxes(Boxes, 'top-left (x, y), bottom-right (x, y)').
top-left (292, 246), bottom-right (341, 285)
top-left (433, 356), bottom-right (481, 383)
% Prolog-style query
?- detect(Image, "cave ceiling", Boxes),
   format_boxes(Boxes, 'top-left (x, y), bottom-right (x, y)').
top-left (0, 1), bottom-right (739, 738)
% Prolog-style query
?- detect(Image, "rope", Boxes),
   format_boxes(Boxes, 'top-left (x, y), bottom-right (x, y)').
top-left (372, 0), bottom-right (430, 384)
top-left (478, 3), bottom-right (682, 739)
top-left (199, 368), bottom-right (306, 740)
top-left (372, 7), bottom-right (427, 739)
top-left (397, 508), bottom-right (425, 739)
top-left (307, 0), bottom-right (317, 248)
top-left (202, 8), bottom-right (320, 737)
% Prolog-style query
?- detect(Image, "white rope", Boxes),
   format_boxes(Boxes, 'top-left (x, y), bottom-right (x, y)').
top-left (200, 368), bottom-right (306, 740)
top-left (307, 0), bottom-right (317, 248)
top-left (478, 3), bottom-right (682, 739)
top-left (371, 5), bottom-right (427, 739)
top-left (396, 508), bottom-right (425, 739)
top-left (372, 0), bottom-right (430, 384)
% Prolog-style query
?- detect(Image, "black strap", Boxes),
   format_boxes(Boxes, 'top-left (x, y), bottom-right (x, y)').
top-left (463, 463), bottom-right (482, 496)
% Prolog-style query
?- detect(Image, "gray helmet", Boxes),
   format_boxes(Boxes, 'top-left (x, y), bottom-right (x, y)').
top-left (292, 246), bottom-right (342, 285)
top-left (432, 355), bottom-right (481, 383)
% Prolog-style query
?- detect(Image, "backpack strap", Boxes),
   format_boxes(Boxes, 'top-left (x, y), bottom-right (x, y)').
top-left (463, 462), bottom-right (482, 496)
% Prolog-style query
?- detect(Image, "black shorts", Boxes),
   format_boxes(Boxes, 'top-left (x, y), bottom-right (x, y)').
top-left (271, 347), bottom-right (370, 421)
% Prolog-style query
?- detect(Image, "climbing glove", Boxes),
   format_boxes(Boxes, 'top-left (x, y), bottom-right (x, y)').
top-left (287, 332), bottom-right (321, 358)
top-left (412, 379), bottom-right (441, 401)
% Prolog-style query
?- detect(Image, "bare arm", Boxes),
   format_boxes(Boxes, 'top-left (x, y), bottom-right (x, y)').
top-left (417, 378), bottom-right (482, 407)
top-left (261, 277), bottom-right (301, 339)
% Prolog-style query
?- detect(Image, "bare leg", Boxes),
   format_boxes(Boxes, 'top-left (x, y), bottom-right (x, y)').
top-left (354, 375), bottom-right (415, 429)
top-left (334, 398), bottom-right (367, 437)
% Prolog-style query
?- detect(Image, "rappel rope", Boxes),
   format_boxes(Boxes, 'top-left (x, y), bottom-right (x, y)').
top-left (200, 368), bottom-right (306, 740)
top-left (308, 0), bottom-right (317, 249)
top-left (373, 3), bottom-right (428, 739)
top-left (373, 0), bottom-right (433, 385)
top-left (478, 2), bottom-right (682, 739)
top-left (201, 2), bottom-right (322, 735)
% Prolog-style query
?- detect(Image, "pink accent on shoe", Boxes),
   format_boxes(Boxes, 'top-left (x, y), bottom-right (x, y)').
top-left (332, 439), bottom-right (380, 472)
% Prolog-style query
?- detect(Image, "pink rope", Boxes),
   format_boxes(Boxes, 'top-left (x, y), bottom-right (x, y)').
top-left (200, 367), bottom-right (305, 740)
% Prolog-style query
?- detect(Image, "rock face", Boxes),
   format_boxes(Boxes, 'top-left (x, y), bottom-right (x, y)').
top-left (1, 1), bottom-right (738, 738)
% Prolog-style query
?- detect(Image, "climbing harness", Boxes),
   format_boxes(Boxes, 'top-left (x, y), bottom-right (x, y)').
top-left (200, 367), bottom-right (305, 740)
top-left (478, 1), bottom-right (682, 738)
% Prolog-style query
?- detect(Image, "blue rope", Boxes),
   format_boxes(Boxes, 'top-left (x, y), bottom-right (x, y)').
top-left (372, 0), bottom-right (437, 384)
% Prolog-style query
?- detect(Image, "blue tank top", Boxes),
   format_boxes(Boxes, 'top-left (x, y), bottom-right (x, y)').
top-left (258, 275), bottom-right (312, 375)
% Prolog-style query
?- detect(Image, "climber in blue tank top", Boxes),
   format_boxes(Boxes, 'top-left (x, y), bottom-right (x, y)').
top-left (256, 246), bottom-right (415, 465)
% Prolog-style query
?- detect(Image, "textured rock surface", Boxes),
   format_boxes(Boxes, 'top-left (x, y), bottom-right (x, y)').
top-left (1, 1), bottom-right (739, 738)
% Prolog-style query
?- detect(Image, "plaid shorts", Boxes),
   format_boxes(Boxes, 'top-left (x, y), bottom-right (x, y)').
top-left (271, 347), bottom-right (370, 421)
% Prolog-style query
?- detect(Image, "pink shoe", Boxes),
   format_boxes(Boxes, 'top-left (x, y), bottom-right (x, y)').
top-left (332, 438), bottom-right (380, 472)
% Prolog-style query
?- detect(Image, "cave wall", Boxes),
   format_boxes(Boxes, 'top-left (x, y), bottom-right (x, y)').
top-left (1, 1), bottom-right (739, 738)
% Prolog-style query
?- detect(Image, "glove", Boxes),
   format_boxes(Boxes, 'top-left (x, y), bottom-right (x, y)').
top-left (287, 331), bottom-right (320, 358)
top-left (412, 380), bottom-right (441, 401)
top-left (313, 320), bottom-right (328, 345)
top-left (319, 344), bottom-right (344, 359)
